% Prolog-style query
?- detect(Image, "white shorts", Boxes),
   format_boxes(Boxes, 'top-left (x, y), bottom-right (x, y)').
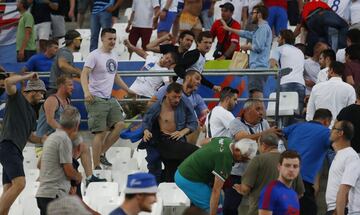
top-left (35, 22), bottom-right (51, 40)
top-left (51, 14), bottom-right (66, 38)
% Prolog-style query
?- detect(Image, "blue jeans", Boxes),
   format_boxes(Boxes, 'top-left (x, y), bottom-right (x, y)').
top-left (201, 9), bottom-right (214, 31)
top-left (175, 170), bottom-right (224, 214)
top-left (280, 82), bottom-right (306, 126)
top-left (306, 10), bottom-right (348, 50)
top-left (90, 11), bottom-right (112, 52)
top-left (267, 6), bottom-right (288, 36)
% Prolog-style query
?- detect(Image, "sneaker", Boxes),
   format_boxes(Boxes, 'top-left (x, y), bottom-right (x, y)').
top-left (86, 175), bottom-right (107, 187)
top-left (100, 154), bottom-right (112, 167)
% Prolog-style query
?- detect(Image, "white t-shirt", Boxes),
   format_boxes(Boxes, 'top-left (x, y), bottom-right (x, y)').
top-left (341, 159), bottom-right (360, 214)
top-left (351, 0), bottom-right (360, 24)
top-left (327, 0), bottom-right (351, 21)
top-left (132, 0), bottom-right (159, 28)
top-left (304, 58), bottom-right (321, 95)
top-left (84, 49), bottom-right (118, 99)
top-left (270, 44), bottom-right (305, 86)
top-left (326, 147), bottom-right (359, 211)
top-left (316, 67), bottom-right (329, 83)
top-left (130, 55), bottom-right (170, 98)
top-left (204, 105), bottom-right (235, 138)
top-left (221, 0), bottom-right (249, 24)
top-left (336, 48), bottom-right (346, 63)
top-left (160, 0), bottom-right (178, 12)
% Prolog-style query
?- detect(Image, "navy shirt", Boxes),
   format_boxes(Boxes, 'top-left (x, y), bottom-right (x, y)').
top-left (109, 207), bottom-right (127, 215)
top-left (259, 180), bottom-right (300, 215)
top-left (283, 121), bottom-right (331, 184)
top-left (25, 53), bottom-right (54, 72)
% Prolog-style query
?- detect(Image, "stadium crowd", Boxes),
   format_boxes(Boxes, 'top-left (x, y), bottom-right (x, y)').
top-left (0, 0), bottom-right (360, 215)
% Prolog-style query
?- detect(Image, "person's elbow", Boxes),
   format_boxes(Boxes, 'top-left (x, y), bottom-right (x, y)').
top-left (63, 163), bottom-right (76, 179)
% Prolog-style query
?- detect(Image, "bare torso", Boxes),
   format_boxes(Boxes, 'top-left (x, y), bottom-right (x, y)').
top-left (183, 0), bottom-right (202, 17)
top-left (158, 103), bottom-right (177, 135)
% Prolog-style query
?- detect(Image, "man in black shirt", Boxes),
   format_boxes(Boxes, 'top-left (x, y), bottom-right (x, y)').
top-left (0, 72), bottom-right (47, 215)
top-left (146, 30), bottom-right (195, 63)
top-left (337, 84), bottom-right (360, 153)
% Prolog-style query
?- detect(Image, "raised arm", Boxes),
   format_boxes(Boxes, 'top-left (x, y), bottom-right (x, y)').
top-left (146, 33), bottom-right (172, 53)
top-left (5, 72), bottom-right (38, 96)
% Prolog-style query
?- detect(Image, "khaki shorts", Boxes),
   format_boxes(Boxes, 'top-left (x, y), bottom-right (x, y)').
top-left (179, 12), bottom-right (202, 31)
top-left (85, 97), bottom-right (124, 133)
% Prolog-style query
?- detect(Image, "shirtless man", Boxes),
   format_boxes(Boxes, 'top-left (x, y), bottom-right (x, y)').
top-left (142, 82), bottom-right (199, 182)
top-left (179, 0), bottom-right (203, 38)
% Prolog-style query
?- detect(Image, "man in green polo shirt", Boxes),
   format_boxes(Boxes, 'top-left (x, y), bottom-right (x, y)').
top-left (175, 137), bottom-right (257, 215)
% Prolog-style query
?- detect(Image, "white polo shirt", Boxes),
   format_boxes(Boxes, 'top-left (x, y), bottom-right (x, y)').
top-left (326, 147), bottom-right (359, 211)
top-left (341, 159), bottom-right (360, 214)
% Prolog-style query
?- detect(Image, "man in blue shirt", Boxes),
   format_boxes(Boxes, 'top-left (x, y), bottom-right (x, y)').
top-left (110, 172), bottom-right (158, 215)
top-left (21, 40), bottom-right (58, 73)
top-left (222, 5), bottom-right (272, 97)
top-left (282, 108), bottom-right (332, 215)
top-left (258, 150), bottom-right (302, 215)
top-left (140, 82), bottom-right (199, 182)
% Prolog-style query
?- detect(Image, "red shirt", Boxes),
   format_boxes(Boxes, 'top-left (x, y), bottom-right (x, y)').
top-left (301, 0), bottom-right (331, 23)
top-left (210, 19), bottom-right (240, 57)
top-left (264, 0), bottom-right (287, 9)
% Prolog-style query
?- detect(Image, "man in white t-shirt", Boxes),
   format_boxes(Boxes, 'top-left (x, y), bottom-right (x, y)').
top-left (270, 29), bottom-right (305, 113)
top-left (317, 49), bottom-right (336, 83)
top-left (81, 28), bottom-right (135, 169)
top-left (325, 120), bottom-right (359, 215)
top-left (126, 0), bottom-right (160, 50)
top-left (205, 86), bottom-right (238, 138)
top-left (124, 39), bottom-right (177, 98)
top-left (335, 159), bottom-right (360, 215)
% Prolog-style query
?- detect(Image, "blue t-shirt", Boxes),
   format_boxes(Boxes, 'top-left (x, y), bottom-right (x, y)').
top-left (109, 207), bottom-right (127, 215)
top-left (25, 53), bottom-right (54, 72)
top-left (283, 121), bottom-right (331, 184)
top-left (259, 180), bottom-right (300, 215)
top-left (92, 0), bottom-right (115, 14)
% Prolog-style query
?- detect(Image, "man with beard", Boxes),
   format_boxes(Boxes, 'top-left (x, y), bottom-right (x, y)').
top-left (109, 173), bottom-right (158, 215)
top-left (142, 82), bottom-right (199, 182)
top-left (258, 150), bottom-right (302, 215)
top-left (48, 30), bottom-right (82, 95)
top-left (0, 72), bottom-right (47, 215)
top-left (36, 75), bottom-right (106, 187)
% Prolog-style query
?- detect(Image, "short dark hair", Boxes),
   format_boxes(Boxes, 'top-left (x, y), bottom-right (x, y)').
top-left (166, 82), bottom-right (182, 94)
top-left (337, 120), bottom-right (354, 141)
top-left (101, 28), bottom-right (116, 37)
top-left (220, 87), bottom-right (239, 102)
top-left (196, 31), bottom-right (213, 43)
top-left (124, 193), bottom-right (136, 200)
top-left (346, 28), bottom-right (360, 44)
top-left (295, 43), bottom-right (307, 55)
top-left (329, 61), bottom-right (345, 76)
top-left (46, 39), bottom-right (59, 48)
top-left (279, 150), bottom-right (301, 165)
top-left (313, 108), bottom-right (332, 121)
top-left (249, 88), bottom-right (263, 98)
top-left (179, 30), bottom-right (195, 40)
top-left (345, 44), bottom-right (360, 61)
top-left (20, 0), bottom-right (30, 9)
top-left (279, 29), bottom-right (295, 45)
top-left (253, 5), bottom-right (268, 19)
top-left (321, 49), bottom-right (336, 62)
top-left (56, 75), bottom-right (72, 87)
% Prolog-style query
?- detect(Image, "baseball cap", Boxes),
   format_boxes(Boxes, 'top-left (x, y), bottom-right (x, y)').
top-left (65, 30), bottom-right (81, 42)
top-left (123, 173), bottom-right (157, 194)
top-left (220, 2), bottom-right (234, 12)
top-left (24, 79), bottom-right (46, 93)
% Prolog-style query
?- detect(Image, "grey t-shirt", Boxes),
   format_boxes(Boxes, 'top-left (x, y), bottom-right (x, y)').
top-left (242, 152), bottom-right (304, 215)
top-left (229, 117), bottom-right (270, 175)
top-left (49, 47), bottom-right (73, 89)
top-left (0, 91), bottom-right (36, 152)
top-left (36, 129), bottom-right (73, 198)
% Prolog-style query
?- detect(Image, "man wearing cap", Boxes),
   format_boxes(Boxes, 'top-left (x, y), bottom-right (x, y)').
top-left (0, 72), bottom-right (47, 215)
top-left (36, 106), bottom-right (84, 215)
top-left (48, 29), bottom-right (82, 95)
top-left (110, 172), bottom-right (158, 215)
top-left (210, 2), bottom-right (241, 60)
top-left (175, 137), bottom-right (258, 215)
